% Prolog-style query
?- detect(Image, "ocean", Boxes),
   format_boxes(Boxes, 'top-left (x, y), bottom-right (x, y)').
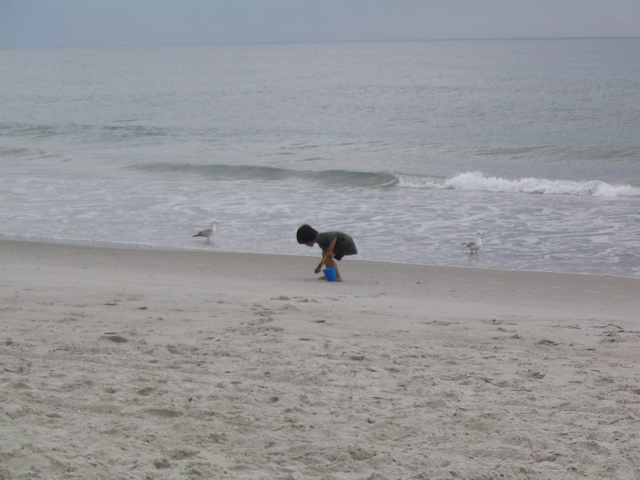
top-left (1, 38), bottom-right (639, 277)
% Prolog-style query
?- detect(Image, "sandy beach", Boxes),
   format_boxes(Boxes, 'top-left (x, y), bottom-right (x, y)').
top-left (1, 240), bottom-right (639, 480)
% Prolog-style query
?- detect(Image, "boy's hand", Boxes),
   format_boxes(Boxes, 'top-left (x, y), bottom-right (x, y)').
top-left (314, 266), bottom-right (322, 274)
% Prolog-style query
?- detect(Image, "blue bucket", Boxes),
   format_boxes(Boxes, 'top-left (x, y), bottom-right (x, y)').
top-left (323, 266), bottom-right (338, 282)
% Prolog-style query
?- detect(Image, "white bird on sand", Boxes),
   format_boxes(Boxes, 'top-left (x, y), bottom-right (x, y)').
top-left (193, 221), bottom-right (217, 243)
top-left (461, 231), bottom-right (484, 255)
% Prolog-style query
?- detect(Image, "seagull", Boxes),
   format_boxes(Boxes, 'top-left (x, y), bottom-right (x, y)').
top-left (193, 221), bottom-right (217, 243)
top-left (461, 231), bottom-right (484, 255)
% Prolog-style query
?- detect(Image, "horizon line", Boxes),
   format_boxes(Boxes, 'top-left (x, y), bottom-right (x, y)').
top-left (2, 35), bottom-right (639, 51)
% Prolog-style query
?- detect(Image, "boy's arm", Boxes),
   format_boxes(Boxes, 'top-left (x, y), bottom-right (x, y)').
top-left (314, 235), bottom-right (338, 274)
top-left (324, 234), bottom-right (338, 258)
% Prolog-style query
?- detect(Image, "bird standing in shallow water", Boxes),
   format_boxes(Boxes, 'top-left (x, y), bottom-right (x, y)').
top-left (461, 231), bottom-right (484, 255)
top-left (193, 221), bottom-right (217, 243)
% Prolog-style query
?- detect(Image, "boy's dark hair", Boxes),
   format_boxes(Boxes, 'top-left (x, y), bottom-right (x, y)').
top-left (296, 224), bottom-right (318, 244)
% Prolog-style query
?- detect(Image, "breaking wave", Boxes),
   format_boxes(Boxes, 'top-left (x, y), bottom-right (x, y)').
top-left (127, 163), bottom-right (640, 198)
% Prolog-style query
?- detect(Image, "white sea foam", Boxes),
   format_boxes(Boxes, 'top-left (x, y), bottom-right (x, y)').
top-left (397, 171), bottom-right (640, 197)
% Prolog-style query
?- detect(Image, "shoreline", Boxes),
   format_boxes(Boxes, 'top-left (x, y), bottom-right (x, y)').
top-left (2, 239), bottom-right (639, 479)
top-left (3, 235), bottom-right (640, 281)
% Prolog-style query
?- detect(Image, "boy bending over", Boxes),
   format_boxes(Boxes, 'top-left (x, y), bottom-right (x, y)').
top-left (296, 224), bottom-right (358, 282)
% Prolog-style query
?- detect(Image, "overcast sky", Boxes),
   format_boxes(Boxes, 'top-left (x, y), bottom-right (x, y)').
top-left (1, 0), bottom-right (639, 49)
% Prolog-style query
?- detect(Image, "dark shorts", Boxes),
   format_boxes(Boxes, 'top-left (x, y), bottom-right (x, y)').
top-left (317, 231), bottom-right (358, 261)
top-left (333, 235), bottom-right (358, 261)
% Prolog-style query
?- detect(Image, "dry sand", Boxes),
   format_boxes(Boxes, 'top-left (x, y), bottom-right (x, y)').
top-left (1, 240), bottom-right (639, 480)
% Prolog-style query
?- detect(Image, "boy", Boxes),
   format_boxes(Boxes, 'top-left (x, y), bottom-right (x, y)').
top-left (296, 224), bottom-right (358, 282)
